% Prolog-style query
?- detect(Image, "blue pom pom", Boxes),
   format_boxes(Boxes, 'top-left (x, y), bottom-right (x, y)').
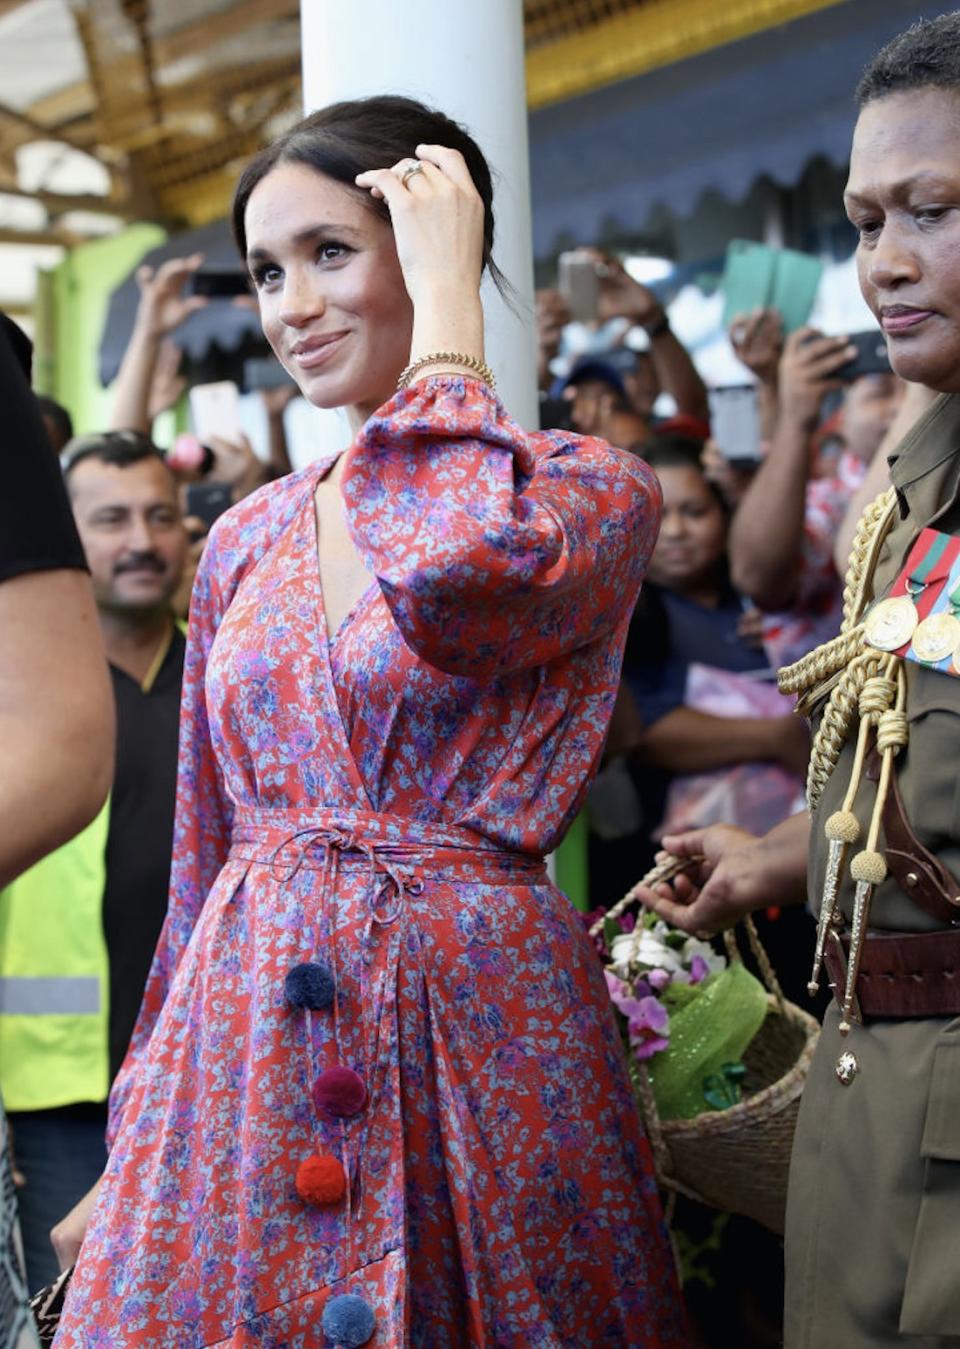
top-left (321, 1293), bottom-right (376, 1347)
top-left (284, 961), bottom-right (335, 1011)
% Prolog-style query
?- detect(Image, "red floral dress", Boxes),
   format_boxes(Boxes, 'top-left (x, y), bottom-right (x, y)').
top-left (56, 378), bottom-right (684, 1347)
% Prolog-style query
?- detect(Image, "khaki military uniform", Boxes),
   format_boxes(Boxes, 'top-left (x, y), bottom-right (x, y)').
top-left (785, 392), bottom-right (960, 1347)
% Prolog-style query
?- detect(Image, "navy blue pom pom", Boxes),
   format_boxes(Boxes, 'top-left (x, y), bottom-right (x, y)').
top-left (284, 961), bottom-right (335, 1011)
top-left (321, 1293), bottom-right (376, 1346)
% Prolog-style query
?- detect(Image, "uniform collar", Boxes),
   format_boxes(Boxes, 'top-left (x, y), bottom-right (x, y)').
top-left (888, 392), bottom-right (960, 528)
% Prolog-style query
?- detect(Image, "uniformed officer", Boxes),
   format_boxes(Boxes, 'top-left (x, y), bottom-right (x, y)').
top-left (638, 14), bottom-right (960, 1345)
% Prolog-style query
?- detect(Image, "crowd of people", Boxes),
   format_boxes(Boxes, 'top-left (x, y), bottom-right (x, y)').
top-left (5, 9), bottom-right (960, 1347)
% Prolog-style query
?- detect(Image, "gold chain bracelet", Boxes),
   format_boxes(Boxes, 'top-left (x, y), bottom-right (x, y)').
top-left (397, 351), bottom-right (496, 392)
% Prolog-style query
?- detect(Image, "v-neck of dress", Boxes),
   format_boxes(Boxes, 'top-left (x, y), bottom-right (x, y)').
top-left (299, 454), bottom-right (380, 811)
top-left (308, 451), bottom-right (379, 650)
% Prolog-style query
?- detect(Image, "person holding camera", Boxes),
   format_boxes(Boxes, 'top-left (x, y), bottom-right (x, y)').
top-left (111, 252), bottom-right (294, 497)
top-left (728, 322), bottom-right (903, 668)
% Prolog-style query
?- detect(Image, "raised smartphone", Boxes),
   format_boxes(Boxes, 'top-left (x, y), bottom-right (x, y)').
top-left (188, 380), bottom-right (243, 444)
top-left (721, 239), bottom-right (823, 334)
top-left (708, 384), bottom-right (763, 465)
top-left (184, 481), bottom-right (233, 529)
top-left (243, 356), bottom-right (297, 392)
top-left (557, 250), bottom-right (600, 324)
top-left (720, 240), bottom-right (777, 330)
top-left (834, 330), bottom-right (892, 381)
top-left (189, 270), bottom-right (251, 298)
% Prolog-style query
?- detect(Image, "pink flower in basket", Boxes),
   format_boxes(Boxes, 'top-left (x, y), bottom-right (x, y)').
top-left (605, 972), bottom-right (671, 1059)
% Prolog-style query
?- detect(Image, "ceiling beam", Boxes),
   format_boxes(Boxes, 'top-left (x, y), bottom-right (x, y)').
top-left (0, 99), bottom-right (105, 160)
top-left (25, 58), bottom-right (298, 160)
top-left (23, 80), bottom-right (95, 129)
top-left (0, 226), bottom-right (75, 247)
top-left (0, 182), bottom-right (133, 217)
top-left (153, 0), bottom-right (298, 66)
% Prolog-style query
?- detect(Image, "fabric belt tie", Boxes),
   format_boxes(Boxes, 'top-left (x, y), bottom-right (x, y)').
top-left (229, 803), bottom-right (546, 924)
top-left (824, 928), bottom-right (960, 1020)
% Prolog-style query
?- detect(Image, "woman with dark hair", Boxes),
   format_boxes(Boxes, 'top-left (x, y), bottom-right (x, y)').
top-left (618, 437), bottom-right (809, 864)
top-left (53, 96), bottom-right (684, 1346)
top-left (637, 13), bottom-right (960, 1345)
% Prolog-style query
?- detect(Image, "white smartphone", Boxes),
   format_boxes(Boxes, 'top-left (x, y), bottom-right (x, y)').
top-left (188, 380), bottom-right (242, 444)
top-left (557, 250), bottom-right (600, 324)
top-left (708, 385), bottom-right (763, 466)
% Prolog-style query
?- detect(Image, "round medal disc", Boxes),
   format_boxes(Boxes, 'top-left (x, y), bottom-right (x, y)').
top-left (911, 611), bottom-right (960, 664)
top-left (863, 595), bottom-right (918, 652)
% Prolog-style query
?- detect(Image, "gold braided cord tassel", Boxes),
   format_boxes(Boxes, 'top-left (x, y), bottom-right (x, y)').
top-left (778, 625), bottom-right (866, 701)
top-left (778, 487), bottom-right (897, 699)
top-left (838, 662), bottom-right (908, 1032)
top-left (806, 665), bottom-right (897, 992)
top-left (771, 487), bottom-right (907, 1016)
top-left (775, 487), bottom-right (899, 816)
top-left (805, 651), bottom-right (879, 813)
top-left (840, 487), bottom-right (899, 631)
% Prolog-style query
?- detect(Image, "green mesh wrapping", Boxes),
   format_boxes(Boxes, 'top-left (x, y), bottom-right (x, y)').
top-left (647, 963), bottom-right (768, 1121)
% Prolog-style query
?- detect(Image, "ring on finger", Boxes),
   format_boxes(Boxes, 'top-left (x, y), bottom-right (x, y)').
top-left (400, 160), bottom-right (425, 188)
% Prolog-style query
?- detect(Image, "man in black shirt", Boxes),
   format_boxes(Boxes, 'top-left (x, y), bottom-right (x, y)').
top-left (0, 316), bottom-right (114, 1341)
top-left (1, 432), bottom-right (189, 1290)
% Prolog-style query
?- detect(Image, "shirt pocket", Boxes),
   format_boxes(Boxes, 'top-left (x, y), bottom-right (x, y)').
top-left (900, 1026), bottom-right (960, 1335)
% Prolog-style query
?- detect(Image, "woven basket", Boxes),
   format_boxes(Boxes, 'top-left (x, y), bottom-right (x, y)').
top-left (592, 858), bottom-right (820, 1235)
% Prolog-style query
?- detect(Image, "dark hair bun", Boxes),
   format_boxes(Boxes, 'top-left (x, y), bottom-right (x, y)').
top-left (232, 94), bottom-right (508, 299)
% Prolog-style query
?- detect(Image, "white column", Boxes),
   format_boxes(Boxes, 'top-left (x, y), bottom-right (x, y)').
top-left (300, 0), bottom-right (537, 428)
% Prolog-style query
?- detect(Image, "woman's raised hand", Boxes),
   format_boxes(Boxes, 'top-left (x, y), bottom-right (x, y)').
top-left (355, 145), bottom-right (485, 334)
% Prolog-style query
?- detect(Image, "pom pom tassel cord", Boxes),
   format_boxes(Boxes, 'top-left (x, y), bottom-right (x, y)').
top-left (808, 657), bottom-right (894, 995)
top-left (839, 660), bottom-right (908, 1033)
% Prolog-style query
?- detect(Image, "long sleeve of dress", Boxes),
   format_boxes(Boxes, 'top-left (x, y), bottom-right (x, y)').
top-left (107, 522), bottom-right (235, 1147)
top-left (341, 376), bottom-right (662, 679)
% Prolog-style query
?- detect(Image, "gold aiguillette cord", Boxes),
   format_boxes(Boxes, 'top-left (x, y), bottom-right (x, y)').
top-left (809, 655), bottom-right (891, 994)
top-left (838, 658), bottom-right (908, 1033)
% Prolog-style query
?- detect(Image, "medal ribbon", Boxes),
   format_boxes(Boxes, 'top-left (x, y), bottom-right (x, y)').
top-left (905, 530), bottom-right (960, 618)
top-left (906, 547), bottom-right (960, 670)
top-left (869, 528), bottom-right (960, 655)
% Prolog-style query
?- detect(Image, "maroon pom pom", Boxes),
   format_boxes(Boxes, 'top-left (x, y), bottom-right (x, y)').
top-left (313, 1066), bottom-right (369, 1119)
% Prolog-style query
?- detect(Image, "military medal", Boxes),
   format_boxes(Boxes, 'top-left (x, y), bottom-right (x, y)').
top-left (912, 609), bottom-right (960, 663)
top-left (863, 595), bottom-right (918, 651)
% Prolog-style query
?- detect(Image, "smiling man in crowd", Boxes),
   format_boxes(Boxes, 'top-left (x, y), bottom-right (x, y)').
top-left (0, 431), bottom-right (188, 1291)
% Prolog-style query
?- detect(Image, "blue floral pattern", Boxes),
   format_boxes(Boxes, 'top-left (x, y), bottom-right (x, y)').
top-left (56, 378), bottom-right (684, 1347)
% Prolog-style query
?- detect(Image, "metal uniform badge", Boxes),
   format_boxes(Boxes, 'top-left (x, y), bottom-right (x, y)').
top-left (835, 1050), bottom-right (859, 1085)
top-left (864, 529), bottom-right (960, 674)
top-left (863, 596), bottom-right (918, 652)
top-left (912, 610), bottom-right (960, 664)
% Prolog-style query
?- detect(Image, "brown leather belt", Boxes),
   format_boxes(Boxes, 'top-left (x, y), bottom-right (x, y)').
top-left (824, 928), bottom-right (960, 1020)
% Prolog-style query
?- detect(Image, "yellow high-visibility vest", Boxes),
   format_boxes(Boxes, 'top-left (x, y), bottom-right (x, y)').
top-left (0, 801), bottom-right (111, 1111)
top-left (0, 616), bottom-right (186, 1112)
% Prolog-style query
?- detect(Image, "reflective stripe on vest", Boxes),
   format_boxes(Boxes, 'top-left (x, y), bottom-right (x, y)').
top-left (0, 977), bottom-right (101, 1015)
top-left (0, 799), bottom-right (111, 1111)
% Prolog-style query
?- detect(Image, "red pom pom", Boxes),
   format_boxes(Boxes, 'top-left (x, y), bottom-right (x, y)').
top-left (295, 1153), bottom-right (346, 1206)
top-left (313, 1066), bottom-right (369, 1119)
